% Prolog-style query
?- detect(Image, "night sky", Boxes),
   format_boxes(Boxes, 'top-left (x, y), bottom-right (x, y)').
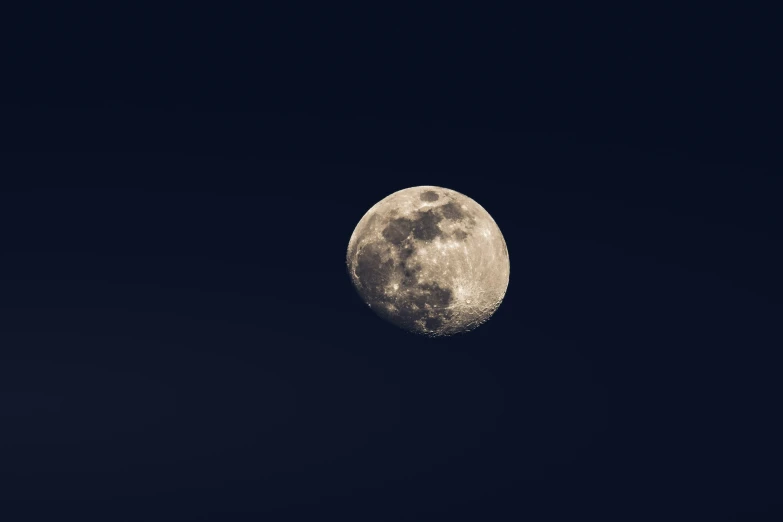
top-left (2, 6), bottom-right (781, 521)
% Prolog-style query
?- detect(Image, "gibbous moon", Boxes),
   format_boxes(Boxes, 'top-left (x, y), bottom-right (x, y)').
top-left (346, 186), bottom-right (510, 337)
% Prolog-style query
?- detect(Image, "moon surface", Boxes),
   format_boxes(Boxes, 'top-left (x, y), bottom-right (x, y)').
top-left (346, 186), bottom-right (510, 337)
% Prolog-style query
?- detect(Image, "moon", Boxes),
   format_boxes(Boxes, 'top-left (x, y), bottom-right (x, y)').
top-left (346, 186), bottom-right (510, 337)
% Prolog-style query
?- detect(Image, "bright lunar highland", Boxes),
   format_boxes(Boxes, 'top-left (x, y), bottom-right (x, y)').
top-left (346, 186), bottom-right (510, 337)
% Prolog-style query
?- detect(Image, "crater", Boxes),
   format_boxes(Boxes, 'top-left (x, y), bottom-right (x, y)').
top-left (453, 230), bottom-right (469, 241)
top-left (411, 209), bottom-right (443, 241)
top-left (400, 265), bottom-right (419, 287)
top-left (439, 201), bottom-right (465, 220)
top-left (382, 206), bottom-right (456, 248)
top-left (362, 211), bottom-right (379, 231)
top-left (420, 190), bottom-right (440, 202)
top-left (418, 282), bottom-right (453, 307)
top-left (382, 217), bottom-right (414, 245)
top-left (355, 244), bottom-right (395, 300)
top-left (390, 280), bottom-right (455, 334)
top-left (354, 239), bottom-right (456, 334)
top-left (424, 317), bottom-right (444, 330)
top-left (399, 243), bottom-right (416, 262)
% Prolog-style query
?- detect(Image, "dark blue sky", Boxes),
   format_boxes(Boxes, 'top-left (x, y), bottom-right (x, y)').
top-left (1, 6), bottom-right (781, 521)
